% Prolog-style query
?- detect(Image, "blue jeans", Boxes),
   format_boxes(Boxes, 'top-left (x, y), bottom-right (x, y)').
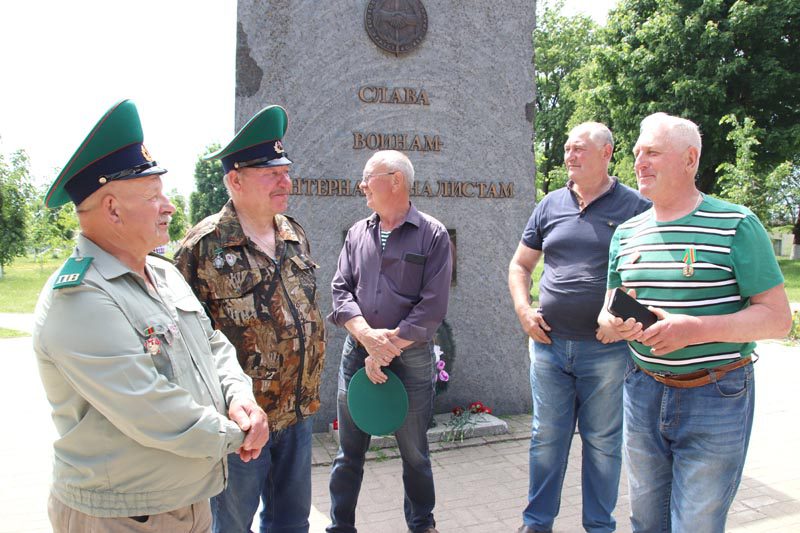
top-left (212, 417), bottom-right (313, 533)
top-left (327, 337), bottom-right (436, 533)
top-left (523, 337), bottom-right (627, 533)
top-left (623, 358), bottom-right (755, 533)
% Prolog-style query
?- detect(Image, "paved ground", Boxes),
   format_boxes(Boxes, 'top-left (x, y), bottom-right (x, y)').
top-left (2, 313), bottom-right (798, 532)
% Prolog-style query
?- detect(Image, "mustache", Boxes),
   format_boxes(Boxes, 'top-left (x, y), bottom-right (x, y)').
top-left (158, 215), bottom-right (172, 225)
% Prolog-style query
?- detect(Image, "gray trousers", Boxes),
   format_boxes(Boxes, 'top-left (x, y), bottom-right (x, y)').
top-left (48, 494), bottom-right (212, 533)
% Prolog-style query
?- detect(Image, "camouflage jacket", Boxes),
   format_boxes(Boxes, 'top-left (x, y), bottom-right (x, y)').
top-left (175, 200), bottom-right (326, 431)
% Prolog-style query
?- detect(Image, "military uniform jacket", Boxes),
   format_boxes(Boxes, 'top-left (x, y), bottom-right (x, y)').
top-left (33, 234), bottom-right (254, 517)
top-left (175, 200), bottom-right (326, 431)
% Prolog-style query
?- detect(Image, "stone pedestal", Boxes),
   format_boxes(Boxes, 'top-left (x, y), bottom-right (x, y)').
top-left (236, 0), bottom-right (536, 431)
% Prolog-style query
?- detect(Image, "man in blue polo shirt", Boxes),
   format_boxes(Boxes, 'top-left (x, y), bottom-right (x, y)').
top-left (509, 122), bottom-right (650, 533)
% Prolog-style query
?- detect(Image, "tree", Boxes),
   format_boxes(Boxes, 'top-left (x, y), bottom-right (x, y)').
top-left (168, 190), bottom-right (189, 242)
top-left (716, 114), bottom-right (798, 228)
top-left (573, 0), bottom-right (800, 193)
top-left (189, 143), bottom-right (227, 224)
top-left (28, 188), bottom-right (78, 263)
top-left (533, 0), bottom-right (599, 196)
top-left (0, 150), bottom-right (33, 278)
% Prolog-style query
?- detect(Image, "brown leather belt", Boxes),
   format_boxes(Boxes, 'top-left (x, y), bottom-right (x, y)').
top-left (640, 355), bottom-right (754, 389)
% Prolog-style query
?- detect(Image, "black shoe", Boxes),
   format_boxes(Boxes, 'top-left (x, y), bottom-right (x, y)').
top-left (517, 526), bottom-right (552, 533)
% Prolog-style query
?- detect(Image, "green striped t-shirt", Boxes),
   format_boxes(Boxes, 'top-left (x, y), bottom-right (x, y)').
top-left (607, 194), bottom-right (784, 374)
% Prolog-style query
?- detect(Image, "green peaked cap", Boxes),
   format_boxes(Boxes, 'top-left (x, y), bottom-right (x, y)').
top-left (45, 99), bottom-right (166, 208)
top-left (204, 105), bottom-right (289, 162)
top-left (347, 368), bottom-right (409, 436)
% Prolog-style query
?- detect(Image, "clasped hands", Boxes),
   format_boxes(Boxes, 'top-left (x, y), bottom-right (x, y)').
top-left (228, 398), bottom-right (270, 462)
top-left (358, 327), bottom-right (412, 384)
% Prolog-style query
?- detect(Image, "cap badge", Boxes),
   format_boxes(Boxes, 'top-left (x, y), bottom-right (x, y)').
top-left (141, 144), bottom-right (154, 162)
top-left (274, 141), bottom-right (285, 154)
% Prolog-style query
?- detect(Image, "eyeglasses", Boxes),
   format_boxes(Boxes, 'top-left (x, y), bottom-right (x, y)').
top-left (361, 171), bottom-right (396, 184)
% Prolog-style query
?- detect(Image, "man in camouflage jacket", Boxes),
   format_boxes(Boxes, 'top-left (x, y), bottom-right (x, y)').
top-left (175, 105), bottom-right (325, 533)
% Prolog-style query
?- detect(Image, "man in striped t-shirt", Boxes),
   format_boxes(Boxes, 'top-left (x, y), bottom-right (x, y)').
top-left (599, 113), bottom-right (791, 532)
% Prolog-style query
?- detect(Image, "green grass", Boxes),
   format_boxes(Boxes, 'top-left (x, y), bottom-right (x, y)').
top-left (778, 259), bottom-right (800, 302)
top-left (0, 327), bottom-right (29, 338)
top-left (0, 255), bottom-right (65, 313)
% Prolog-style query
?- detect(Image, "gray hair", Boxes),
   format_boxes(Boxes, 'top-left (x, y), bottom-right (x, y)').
top-left (367, 150), bottom-right (415, 189)
top-left (221, 172), bottom-right (235, 197)
top-left (640, 112), bottom-right (702, 156)
top-left (569, 122), bottom-right (614, 148)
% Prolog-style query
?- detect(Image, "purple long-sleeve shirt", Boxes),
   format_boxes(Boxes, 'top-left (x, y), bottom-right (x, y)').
top-left (329, 203), bottom-right (452, 343)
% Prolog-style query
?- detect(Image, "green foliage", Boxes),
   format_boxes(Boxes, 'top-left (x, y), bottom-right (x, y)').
top-left (789, 309), bottom-right (800, 343)
top-left (533, 0), bottom-right (599, 196)
top-left (0, 150), bottom-right (33, 275)
top-left (573, 0), bottom-right (800, 193)
top-left (168, 189), bottom-right (189, 242)
top-left (716, 114), bottom-right (798, 226)
top-left (189, 143), bottom-right (227, 224)
top-left (28, 184), bottom-right (78, 263)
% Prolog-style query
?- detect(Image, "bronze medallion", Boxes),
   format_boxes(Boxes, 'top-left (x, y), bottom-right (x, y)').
top-left (364, 0), bottom-right (428, 56)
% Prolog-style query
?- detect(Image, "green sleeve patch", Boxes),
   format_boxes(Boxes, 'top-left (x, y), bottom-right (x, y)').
top-left (53, 257), bottom-right (94, 289)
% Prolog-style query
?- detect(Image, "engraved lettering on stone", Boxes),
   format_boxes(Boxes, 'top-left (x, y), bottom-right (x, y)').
top-left (352, 132), bottom-right (443, 152)
top-left (289, 178), bottom-right (515, 199)
top-left (358, 86), bottom-right (430, 105)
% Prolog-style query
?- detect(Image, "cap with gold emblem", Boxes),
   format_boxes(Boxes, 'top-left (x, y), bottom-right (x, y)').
top-left (204, 105), bottom-right (292, 174)
top-left (45, 99), bottom-right (167, 208)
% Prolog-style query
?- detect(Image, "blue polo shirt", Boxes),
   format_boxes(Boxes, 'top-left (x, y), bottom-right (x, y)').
top-left (521, 179), bottom-right (651, 340)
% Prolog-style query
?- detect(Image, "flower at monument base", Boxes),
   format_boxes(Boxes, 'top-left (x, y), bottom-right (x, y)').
top-left (432, 321), bottom-right (455, 394)
top-left (444, 400), bottom-right (494, 442)
top-left (332, 418), bottom-right (339, 431)
top-left (435, 358), bottom-right (449, 382)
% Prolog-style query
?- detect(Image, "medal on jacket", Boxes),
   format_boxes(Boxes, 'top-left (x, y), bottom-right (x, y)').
top-left (145, 336), bottom-right (161, 355)
top-left (225, 252), bottom-right (237, 266)
top-left (682, 247), bottom-right (696, 277)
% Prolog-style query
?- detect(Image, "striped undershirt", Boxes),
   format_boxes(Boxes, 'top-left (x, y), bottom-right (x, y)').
top-left (380, 229), bottom-right (391, 250)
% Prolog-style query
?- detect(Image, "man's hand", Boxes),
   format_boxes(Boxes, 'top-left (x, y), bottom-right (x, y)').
top-left (364, 355), bottom-right (388, 384)
top-left (516, 306), bottom-right (552, 344)
top-left (595, 322), bottom-right (623, 344)
top-left (228, 398), bottom-right (269, 462)
top-left (597, 288), bottom-right (650, 343)
top-left (638, 307), bottom-right (702, 355)
top-left (386, 328), bottom-right (413, 350)
top-left (598, 310), bottom-right (646, 343)
top-left (357, 327), bottom-right (402, 364)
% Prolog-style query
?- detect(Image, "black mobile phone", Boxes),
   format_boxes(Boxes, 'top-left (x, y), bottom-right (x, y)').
top-left (607, 288), bottom-right (658, 330)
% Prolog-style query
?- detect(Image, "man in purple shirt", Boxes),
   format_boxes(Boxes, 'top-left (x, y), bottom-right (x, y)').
top-left (327, 150), bottom-right (452, 533)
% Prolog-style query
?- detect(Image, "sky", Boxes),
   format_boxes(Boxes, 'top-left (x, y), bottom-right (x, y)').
top-left (0, 0), bottom-right (613, 199)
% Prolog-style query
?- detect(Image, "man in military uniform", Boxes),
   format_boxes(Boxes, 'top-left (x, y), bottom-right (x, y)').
top-left (33, 99), bottom-right (268, 533)
top-left (175, 105), bottom-right (326, 533)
